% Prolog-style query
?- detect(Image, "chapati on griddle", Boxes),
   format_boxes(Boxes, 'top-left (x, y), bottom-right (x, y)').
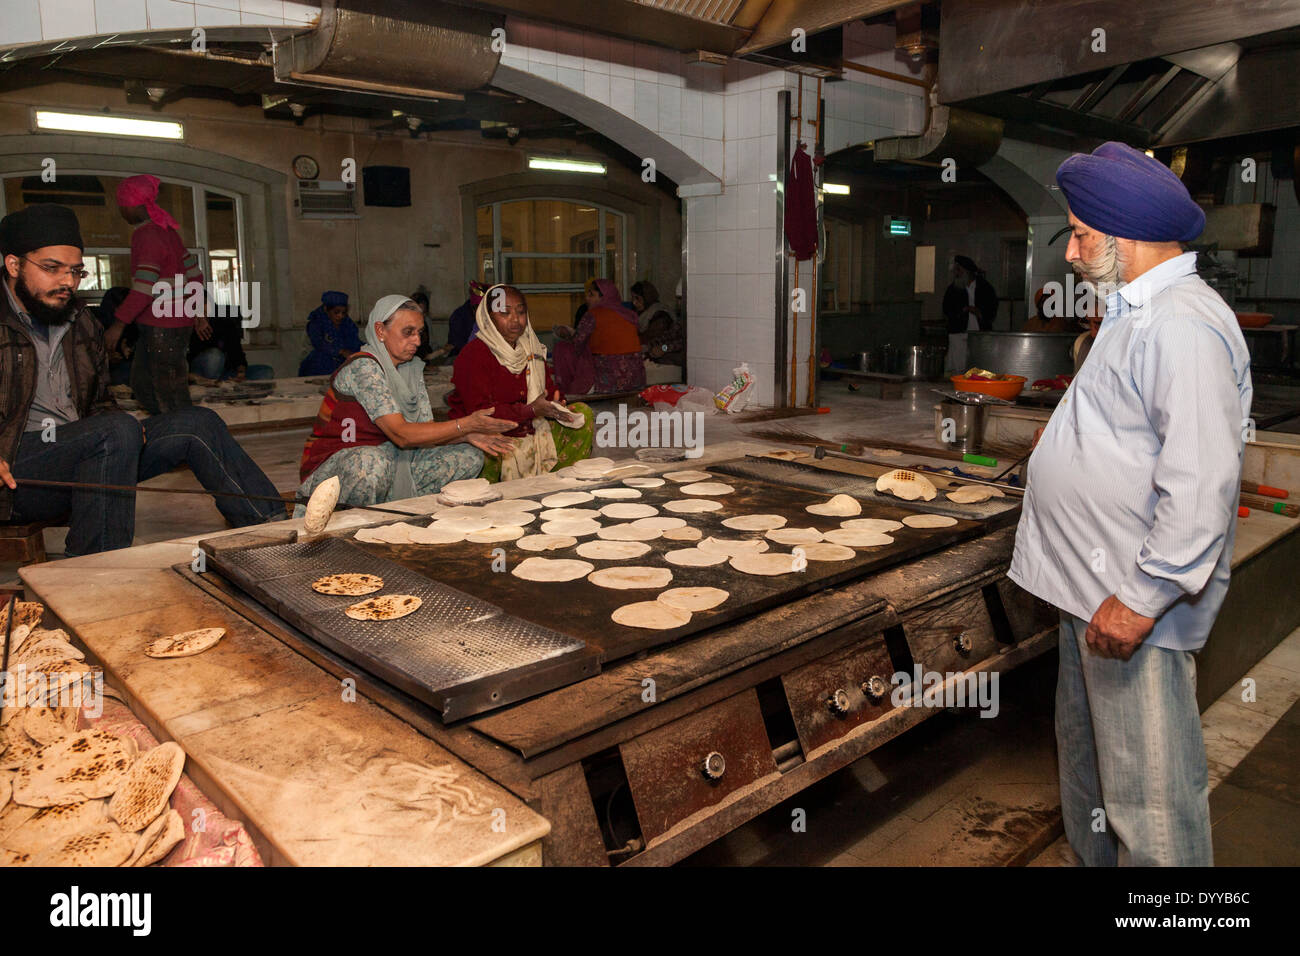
top-left (765, 527), bottom-right (823, 545)
top-left (679, 481), bottom-right (735, 496)
top-left (595, 523), bottom-right (662, 542)
top-left (599, 502), bottom-right (658, 520)
top-left (840, 518), bottom-right (904, 532)
top-left (511, 557), bottom-right (595, 582)
top-left (611, 601), bottom-right (690, 630)
top-left (729, 552), bottom-right (802, 575)
top-left (806, 494), bottom-right (861, 517)
top-left (663, 548), bottom-right (728, 567)
top-left (623, 477), bottom-right (665, 488)
top-left (312, 573), bottom-right (384, 596)
top-left (661, 526), bottom-right (702, 541)
top-left (588, 566), bottom-right (674, 590)
top-left (796, 542), bottom-right (856, 562)
top-left (344, 594), bottom-right (422, 621)
top-left (466, 525), bottom-right (526, 543)
top-left (145, 627), bottom-right (226, 659)
top-left (902, 513), bottom-right (958, 528)
top-left (823, 528), bottom-right (894, 547)
top-left (575, 540), bottom-right (652, 560)
top-left (541, 518), bottom-right (602, 537)
top-left (697, 536), bottom-right (769, 557)
top-left (542, 491), bottom-right (594, 507)
top-left (658, 587), bottom-right (729, 612)
top-left (664, 498), bottom-right (723, 514)
top-left (664, 470), bottom-right (713, 482)
top-left (590, 487), bottom-right (642, 499)
top-left (516, 534), bottom-right (578, 552)
top-left (722, 514), bottom-right (788, 531)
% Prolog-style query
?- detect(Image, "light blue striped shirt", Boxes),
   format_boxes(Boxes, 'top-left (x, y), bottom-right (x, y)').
top-left (1009, 252), bottom-right (1253, 651)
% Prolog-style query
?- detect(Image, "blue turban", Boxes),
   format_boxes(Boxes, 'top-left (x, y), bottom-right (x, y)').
top-left (1056, 142), bottom-right (1205, 242)
top-left (321, 290), bottom-right (348, 308)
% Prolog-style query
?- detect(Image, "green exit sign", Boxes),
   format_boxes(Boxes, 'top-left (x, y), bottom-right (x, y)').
top-left (885, 216), bottom-right (911, 237)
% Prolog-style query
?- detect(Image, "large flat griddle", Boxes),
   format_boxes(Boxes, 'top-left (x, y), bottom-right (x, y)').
top-left (352, 466), bottom-right (988, 665)
top-left (205, 536), bottom-right (594, 720)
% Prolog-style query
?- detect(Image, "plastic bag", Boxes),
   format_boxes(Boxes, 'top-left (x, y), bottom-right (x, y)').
top-left (714, 363), bottom-right (756, 414)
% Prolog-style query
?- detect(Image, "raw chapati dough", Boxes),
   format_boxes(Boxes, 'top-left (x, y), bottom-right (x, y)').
top-left (145, 627), bottom-right (225, 658)
top-left (902, 513), bottom-right (958, 528)
top-left (664, 548), bottom-right (728, 567)
top-left (430, 515), bottom-right (494, 533)
top-left (466, 525), bottom-right (525, 543)
top-left (946, 484), bottom-right (1004, 503)
top-left (542, 491), bottom-right (594, 507)
top-left (511, 557), bottom-right (595, 582)
top-left (540, 507), bottom-right (602, 521)
top-left (354, 524), bottom-right (415, 545)
top-left (516, 534), bottom-right (577, 552)
top-left (840, 518), bottom-right (904, 533)
top-left (440, 478), bottom-right (492, 502)
top-left (797, 542), bottom-right (856, 562)
top-left (345, 595), bottom-right (422, 621)
top-left (729, 552), bottom-right (802, 575)
top-left (312, 573), bottom-right (384, 596)
top-left (697, 536), bottom-right (769, 556)
top-left (664, 470), bottom-right (713, 482)
top-left (631, 516), bottom-right (687, 530)
top-left (604, 463), bottom-right (653, 479)
top-left (679, 481), bottom-right (735, 496)
top-left (665, 498), bottom-right (723, 514)
top-left (806, 494), bottom-right (861, 517)
top-left (576, 540), bottom-right (652, 560)
top-left (765, 527), bottom-right (823, 545)
top-left (822, 529), bottom-right (894, 547)
top-left (600, 503), bottom-right (659, 520)
top-left (722, 514), bottom-right (788, 532)
top-left (591, 488), bottom-right (642, 499)
top-left (588, 566), bottom-right (674, 590)
top-left (541, 518), bottom-right (603, 537)
top-left (875, 469), bottom-right (938, 502)
top-left (662, 526), bottom-right (702, 541)
top-left (436, 505), bottom-right (491, 518)
top-left (407, 525), bottom-right (466, 544)
top-left (596, 523), bottom-right (663, 542)
top-left (611, 601), bottom-right (690, 630)
top-left (483, 498), bottom-right (543, 513)
top-left (624, 477), bottom-right (665, 488)
top-left (658, 587), bottom-right (729, 612)
top-left (303, 475), bottom-right (340, 535)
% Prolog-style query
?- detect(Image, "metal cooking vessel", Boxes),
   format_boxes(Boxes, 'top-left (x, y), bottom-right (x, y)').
top-left (857, 351), bottom-right (875, 373)
top-left (936, 400), bottom-right (986, 453)
top-left (903, 345), bottom-right (947, 381)
top-left (967, 331), bottom-right (1076, 381)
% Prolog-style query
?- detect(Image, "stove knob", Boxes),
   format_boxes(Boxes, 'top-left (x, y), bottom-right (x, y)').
top-left (861, 675), bottom-right (888, 701)
top-left (827, 688), bottom-right (851, 716)
top-left (702, 751), bottom-right (726, 780)
top-left (954, 631), bottom-right (973, 654)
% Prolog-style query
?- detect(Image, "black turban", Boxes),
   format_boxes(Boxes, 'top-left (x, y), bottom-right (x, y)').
top-left (0, 203), bottom-right (85, 258)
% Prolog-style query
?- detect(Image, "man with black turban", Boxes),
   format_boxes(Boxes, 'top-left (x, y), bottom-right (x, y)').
top-left (1010, 142), bottom-right (1253, 866)
top-left (0, 203), bottom-right (284, 555)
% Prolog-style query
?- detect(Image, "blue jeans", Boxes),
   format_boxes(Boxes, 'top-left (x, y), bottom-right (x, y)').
top-left (190, 347), bottom-right (226, 380)
top-left (1055, 611), bottom-right (1212, 866)
top-left (11, 407), bottom-right (284, 556)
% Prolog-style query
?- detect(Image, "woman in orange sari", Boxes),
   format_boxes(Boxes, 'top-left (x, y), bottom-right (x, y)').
top-left (552, 278), bottom-right (645, 395)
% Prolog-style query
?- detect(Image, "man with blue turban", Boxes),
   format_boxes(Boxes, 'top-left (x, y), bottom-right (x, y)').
top-left (1009, 142), bottom-right (1253, 866)
top-left (299, 291), bottom-right (360, 376)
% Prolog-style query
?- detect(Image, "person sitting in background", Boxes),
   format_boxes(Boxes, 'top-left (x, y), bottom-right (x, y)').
top-left (0, 204), bottom-right (285, 555)
top-left (632, 280), bottom-right (684, 366)
top-left (189, 310), bottom-right (249, 382)
top-left (95, 286), bottom-right (135, 386)
top-left (449, 284), bottom-right (594, 482)
top-left (552, 278), bottom-right (645, 395)
top-left (1024, 286), bottom-right (1068, 333)
top-left (410, 291), bottom-right (436, 360)
top-left (431, 279), bottom-right (485, 363)
top-left (297, 295), bottom-right (516, 509)
top-left (298, 291), bottom-right (360, 376)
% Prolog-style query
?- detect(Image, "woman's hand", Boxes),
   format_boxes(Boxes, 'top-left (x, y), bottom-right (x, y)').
top-left (552, 325), bottom-right (574, 341)
top-left (463, 406), bottom-right (516, 434)
top-left (529, 396), bottom-right (566, 420)
top-left (468, 433), bottom-right (516, 457)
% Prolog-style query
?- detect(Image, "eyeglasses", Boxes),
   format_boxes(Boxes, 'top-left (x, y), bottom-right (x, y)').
top-left (19, 256), bottom-right (90, 281)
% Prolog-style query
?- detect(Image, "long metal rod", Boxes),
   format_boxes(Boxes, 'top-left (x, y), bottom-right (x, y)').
top-left (1, 594), bottom-right (15, 696)
top-left (774, 89), bottom-right (791, 409)
top-left (15, 478), bottom-right (421, 517)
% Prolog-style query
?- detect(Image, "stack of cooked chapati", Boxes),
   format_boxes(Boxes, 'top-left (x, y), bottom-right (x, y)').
top-left (0, 616), bottom-right (188, 867)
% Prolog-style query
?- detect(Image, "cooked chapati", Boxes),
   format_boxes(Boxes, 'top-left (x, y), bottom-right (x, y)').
top-left (664, 470), bottom-right (713, 482)
top-left (109, 741), bottom-right (185, 832)
top-left (875, 469), bottom-right (938, 501)
top-left (946, 484), bottom-right (1004, 503)
top-left (22, 705), bottom-right (78, 745)
top-left (344, 595), bottom-right (422, 621)
top-left (4, 799), bottom-right (109, 854)
top-left (12, 729), bottom-right (136, 806)
top-left (765, 527), bottom-right (823, 545)
top-left (722, 514), bottom-right (788, 532)
top-left (658, 587), bottom-right (729, 612)
top-left (729, 552), bottom-right (802, 575)
top-left (303, 475), bottom-right (340, 535)
top-left (29, 821), bottom-right (135, 867)
top-left (126, 808), bottom-right (185, 867)
top-left (902, 513), bottom-right (958, 528)
top-left (822, 529), bottom-right (894, 547)
top-left (311, 573), bottom-right (384, 596)
top-left (145, 627), bottom-right (225, 659)
top-left (797, 542), bottom-right (856, 562)
top-left (806, 494), bottom-right (861, 517)
top-left (840, 518), bottom-right (904, 532)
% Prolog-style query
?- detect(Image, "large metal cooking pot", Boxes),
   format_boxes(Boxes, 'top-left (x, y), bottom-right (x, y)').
top-left (903, 345), bottom-right (947, 381)
top-left (967, 331), bottom-right (1076, 381)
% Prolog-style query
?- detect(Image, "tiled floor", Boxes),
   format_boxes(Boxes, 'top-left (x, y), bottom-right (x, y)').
top-left (7, 381), bottom-right (1297, 866)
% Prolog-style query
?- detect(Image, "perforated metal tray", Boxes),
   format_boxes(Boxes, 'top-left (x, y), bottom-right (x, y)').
top-left (207, 537), bottom-right (591, 719)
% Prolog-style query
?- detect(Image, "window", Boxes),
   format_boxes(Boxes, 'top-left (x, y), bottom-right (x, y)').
top-left (476, 198), bottom-right (627, 330)
top-left (0, 173), bottom-right (244, 310)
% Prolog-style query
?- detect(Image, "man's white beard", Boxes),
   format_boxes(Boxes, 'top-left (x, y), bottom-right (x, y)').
top-left (1075, 233), bottom-right (1122, 290)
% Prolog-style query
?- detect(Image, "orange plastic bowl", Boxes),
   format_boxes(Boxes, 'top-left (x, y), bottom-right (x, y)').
top-left (1236, 312), bottom-right (1274, 328)
top-left (950, 374), bottom-right (1027, 401)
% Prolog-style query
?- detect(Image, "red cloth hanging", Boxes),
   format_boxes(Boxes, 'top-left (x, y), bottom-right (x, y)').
top-left (784, 143), bottom-right (818, 261)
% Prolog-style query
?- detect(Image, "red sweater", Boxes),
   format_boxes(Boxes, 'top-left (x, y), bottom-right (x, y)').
top-left (114, 222), bottom-right (203, 328)
top-left (448, 338), bottom-right (556, 438)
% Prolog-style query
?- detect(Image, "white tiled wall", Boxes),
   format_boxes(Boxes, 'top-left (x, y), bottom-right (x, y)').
top-left (0, 0), bottom-right (318, 46)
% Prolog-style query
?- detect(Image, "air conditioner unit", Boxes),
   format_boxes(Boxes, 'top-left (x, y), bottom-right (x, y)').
top-left (296, 180), bottom-right (358, 219)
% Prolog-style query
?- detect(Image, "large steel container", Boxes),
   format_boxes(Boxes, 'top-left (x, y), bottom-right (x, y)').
top-left (966, 331), bottom-right (1077, 380)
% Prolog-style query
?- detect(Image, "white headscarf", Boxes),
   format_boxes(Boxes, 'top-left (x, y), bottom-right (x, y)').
top-left (474, 284), bottom-right (557, 479)
top-left (364, 294), bottom-right (427, 500)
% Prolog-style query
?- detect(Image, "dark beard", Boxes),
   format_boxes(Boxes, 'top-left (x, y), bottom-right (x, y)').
top-left (14, 273), bottom-right (77, 326)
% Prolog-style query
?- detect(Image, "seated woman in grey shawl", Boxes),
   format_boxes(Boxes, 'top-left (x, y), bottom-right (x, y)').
top-left (296, 294), bottom-right (516, 510)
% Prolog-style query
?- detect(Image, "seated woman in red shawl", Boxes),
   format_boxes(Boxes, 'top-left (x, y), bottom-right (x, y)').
top-left (552, 278), bottom-right (646, 395)
top-left (449, 284), bottom-right (595, 482)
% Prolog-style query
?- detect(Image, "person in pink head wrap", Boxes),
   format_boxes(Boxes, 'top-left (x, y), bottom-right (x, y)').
top-left (104, 174), bottom-right (211, 414)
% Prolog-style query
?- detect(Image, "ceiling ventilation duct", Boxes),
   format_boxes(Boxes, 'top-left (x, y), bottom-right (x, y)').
top-left (273, 0), bottom-right (501, 101)
top-left (874, 95), bottom-right (1004, 169)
